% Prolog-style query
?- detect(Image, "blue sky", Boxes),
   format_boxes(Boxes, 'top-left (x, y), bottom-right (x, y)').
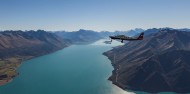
top-left (0, 0), bottom-right (190, 31)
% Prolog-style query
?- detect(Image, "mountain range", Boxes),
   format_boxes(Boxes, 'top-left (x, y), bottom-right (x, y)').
top-left (1, 28), bottom-right (189, 93)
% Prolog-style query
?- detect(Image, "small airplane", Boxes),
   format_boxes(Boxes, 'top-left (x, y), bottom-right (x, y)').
top-left (109, 32), bottom-right (144, 43)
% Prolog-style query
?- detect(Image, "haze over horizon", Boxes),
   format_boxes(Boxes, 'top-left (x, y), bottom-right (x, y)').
top-left (0, 0), bottom-right (190, 31)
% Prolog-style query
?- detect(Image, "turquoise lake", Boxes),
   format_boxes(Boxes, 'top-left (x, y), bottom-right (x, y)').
top-left (0, 40), bottom-right (177, 94)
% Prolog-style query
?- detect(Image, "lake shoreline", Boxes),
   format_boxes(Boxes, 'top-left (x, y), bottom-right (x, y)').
top-left (0, 47), bottom-right (69, 86)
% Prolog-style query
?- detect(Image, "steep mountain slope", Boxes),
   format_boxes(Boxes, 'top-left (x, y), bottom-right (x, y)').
top-left (0, 30), bottom-right (70, 58)
top-left (104, 29), bottom-right (190, 93)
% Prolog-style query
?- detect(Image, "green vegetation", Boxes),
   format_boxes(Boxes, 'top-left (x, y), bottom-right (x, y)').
top-left (0, 57), bottom-right (21, 83)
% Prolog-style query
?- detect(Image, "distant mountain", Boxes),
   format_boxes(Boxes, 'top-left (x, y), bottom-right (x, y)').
top-left (111, 28), bottom-right (144, 37)
top-left (104, 29), bottom-right (190, 93)
top-left (55, 28), bottom-right (145, 44)
top-left (99, 31), bottom-right (112, 38)
top-left (124, 28), bottom-right (144, 36)
top-left (55, 29), bottom-right (103, 44)
top-left (143, 28), bottom-right (160, 36)
top-left (177, 28), bottom-right (190, 32)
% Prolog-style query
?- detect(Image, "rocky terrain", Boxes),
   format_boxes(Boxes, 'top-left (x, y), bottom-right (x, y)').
top-left (104, 29), bottom-right (190, 93)
top-left (0, 30), bottom-right (70, 85)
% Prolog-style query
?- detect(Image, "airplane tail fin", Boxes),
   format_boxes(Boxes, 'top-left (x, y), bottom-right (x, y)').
top-left (137, 32), bottom-right (144, 40)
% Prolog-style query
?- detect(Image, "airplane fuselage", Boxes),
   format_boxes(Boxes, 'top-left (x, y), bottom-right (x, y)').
top-left (109, 36), bottom-right (141, 40)
top-left (109, 32), bottom-right (144, 43)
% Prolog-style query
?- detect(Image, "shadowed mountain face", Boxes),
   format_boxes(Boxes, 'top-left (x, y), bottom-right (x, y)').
top-left (104, 29), bottom-right (190, 93)
top-left (0, 30), bottom-right (70, 58)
